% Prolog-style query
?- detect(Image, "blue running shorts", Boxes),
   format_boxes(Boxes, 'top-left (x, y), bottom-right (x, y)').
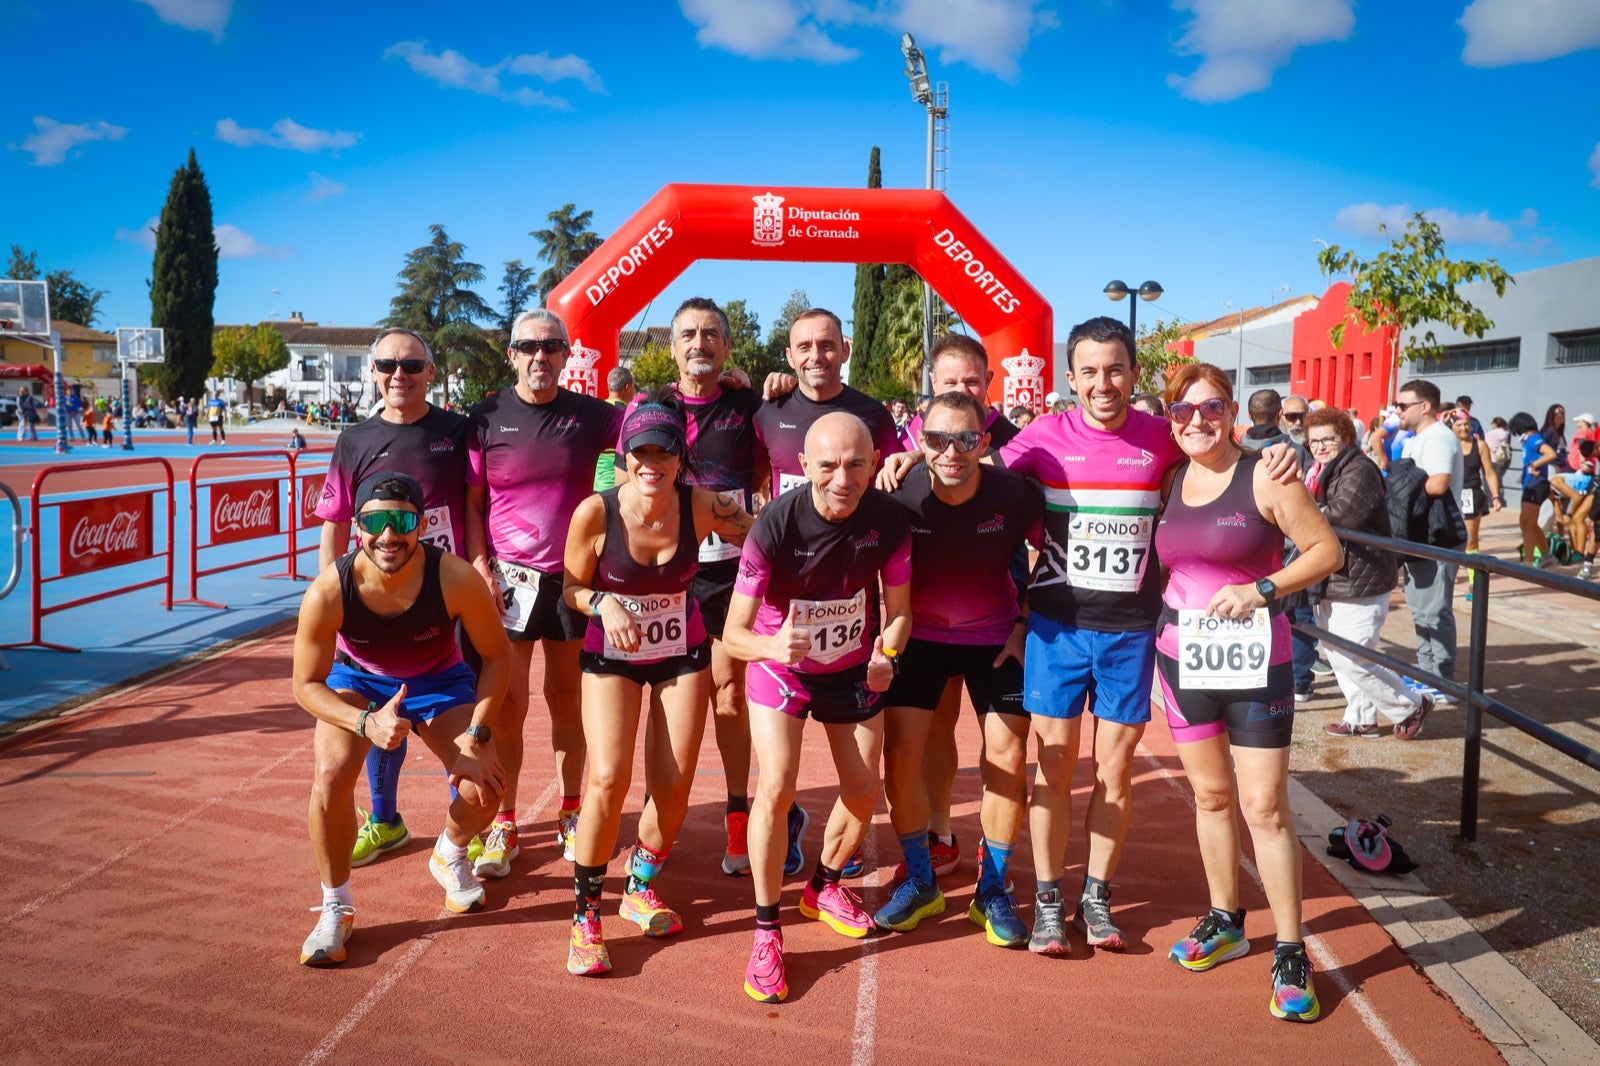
top-left (1022, 614), bottom-right (1156, 724)
top-left (325, 660), bottom-right (478, 724)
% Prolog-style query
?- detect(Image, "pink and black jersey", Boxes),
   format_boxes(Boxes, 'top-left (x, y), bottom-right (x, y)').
top-left (903, 406), bottom-right (1021, 455)
top-left (334, 543), bottom-right (463, 677)
top-left (314, 406), bottom-right (470, 557)
top-left (582, 486), bottom-right (706, 662)
top-left (999, 408), bottom-right (1182, 632)
top-left (891, 466), bottom-right (1043, 644)
top-left (734, 486), bottom-right (912, 674)
top-left (753, 386), bottom-right (901, 497)
top-left (468, 387), bottom-right (625, 572)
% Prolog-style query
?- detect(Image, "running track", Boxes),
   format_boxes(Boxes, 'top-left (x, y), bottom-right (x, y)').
top-left (0, 627), bottom-right (1499, 1065)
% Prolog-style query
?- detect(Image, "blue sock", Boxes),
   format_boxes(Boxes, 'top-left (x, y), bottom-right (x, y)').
top-left (366, 739), bottom-right (405, 824)
top-left (898, 828), bottom-right (934, 887)
top-left (978, 837), bottom-right (1012, 897)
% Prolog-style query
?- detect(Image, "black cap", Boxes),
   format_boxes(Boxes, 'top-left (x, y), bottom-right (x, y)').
top-left (354, 471), bottom-right (425, 513)
top-left (619, 403), bottom-right (686, 456)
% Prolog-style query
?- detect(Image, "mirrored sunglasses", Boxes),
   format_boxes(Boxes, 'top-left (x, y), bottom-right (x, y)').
top-left (922, 429), bottom-right (982, 453)
top-left (355, 510), bottom-right (420, 536)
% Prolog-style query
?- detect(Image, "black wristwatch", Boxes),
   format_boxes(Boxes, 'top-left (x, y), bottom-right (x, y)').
top-left (462, 724), bottom-right (491, 744)
top-left (1254, 578), bottom-right (1278, 604)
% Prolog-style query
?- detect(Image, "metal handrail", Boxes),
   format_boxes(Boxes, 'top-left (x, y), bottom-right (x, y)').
top-left (0, 480), bottom-right (21, 670)
top-left (1291, 526), bottom-right (1600, 841)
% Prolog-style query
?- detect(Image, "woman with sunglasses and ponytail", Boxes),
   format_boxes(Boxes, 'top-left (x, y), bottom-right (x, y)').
top-left (1152, 364), bottom-right (1340, 1023)
top-left (559, 392), bottom-right (753, 977)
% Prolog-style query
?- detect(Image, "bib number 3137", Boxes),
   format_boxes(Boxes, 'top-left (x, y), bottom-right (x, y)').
top-left (1177, 608), bottom-right (1270, 690)
top-left (1064, 514), bottom-right (1152, 593)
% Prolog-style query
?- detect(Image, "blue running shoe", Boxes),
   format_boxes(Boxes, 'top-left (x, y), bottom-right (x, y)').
top-left (1169, 910), bottom-right (1249, 972)
top-left (875, 878), bottom-right (944, 932)
top-left (840, 847), bottom-right (865, 878)
top-left (1270, 948), bottom-right (1321, 1022)
top-left (783, 804), bottom-right (810, 878)
top-left (968, 891), bottom-right (1027, 949)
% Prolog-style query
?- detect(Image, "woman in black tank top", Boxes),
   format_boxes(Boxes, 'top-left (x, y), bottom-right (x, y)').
top-left (556, 393), bottom-right (753, 977)
top-left (1447, 410), bottom-right (1501, 552)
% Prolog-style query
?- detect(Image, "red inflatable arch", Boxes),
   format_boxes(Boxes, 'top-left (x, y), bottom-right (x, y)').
top-left (545, 183), bottom-right (1053, 412)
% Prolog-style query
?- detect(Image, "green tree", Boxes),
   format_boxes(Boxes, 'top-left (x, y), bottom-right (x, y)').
top-left (629, 340), bottom-right (677, 391)
top-left (455, 333), bottom-right (515, 409)
top-left (9, 245), bottom-right (110, 327)
top-left (383, 224), bottom-right (495, 407)
top-left (1317, 213), bottom-right (1514, 388)
top-left (149, 149), bottom-right (219, 400)
top-left (879, 277), bottom-right (926, 390)
top-left (848, 147), bottom-right (887, 392)
top-left (1134, 317), bottom-right (1194, 394)
top-left (498, 258), bottom-right (537, 332)
top-left (530, 203), bottom-right (603, 300)
top-left (762, 289), bottom-right (811, 371)
top-left (6, 246), bottom-right (38, 279)
top-left (724, 297), bottom-right (786, 383)
top-left (211, 323), bottom-right (291, 410)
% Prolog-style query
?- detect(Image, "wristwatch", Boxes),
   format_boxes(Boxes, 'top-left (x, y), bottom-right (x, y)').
top-left (589, 590), bottom-right (610, 615)
top-left (1254, 578), bottom-right (1278, 604)
top-left (462, 724), bottom-right (491, 744)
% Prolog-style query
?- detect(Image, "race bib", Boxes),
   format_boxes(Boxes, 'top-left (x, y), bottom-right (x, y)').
top-left (1459, 489), bottom-right (1476, 517)
top-left (1064, 514), bottom-right (1154, 593)
top-left (490, 558), bottom-right (541, 632)
top-left (792, 589), bottom-right (867, 666)
top-left (603, 592), bottom-right (688, 661)
top-left (776, 471), bottom-right (809, 497)
top-left (1177, 608), bottom-right (1270, 690)
top-left (420, 505), bottom-right (455, 554)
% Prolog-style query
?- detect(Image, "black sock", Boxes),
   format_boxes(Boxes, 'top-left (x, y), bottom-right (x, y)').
top-left (755, 903), bottom-right (781, 929)
top-left (808, 861), bottom-right (842, 894)
top-left (727, 794), bottom-right (749, 815)
top-left (573, 863), bottom-right (605, 921)
top-left (1211, 906), bottom-right (1244, 929)
top-left (1275, 940), bottom-right (1305, 958)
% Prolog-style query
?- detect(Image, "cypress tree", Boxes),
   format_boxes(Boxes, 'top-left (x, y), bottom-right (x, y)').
top-left (848, 147), bottom-right (886, 391)
top-left (149, 149), bottom-right (219, 401)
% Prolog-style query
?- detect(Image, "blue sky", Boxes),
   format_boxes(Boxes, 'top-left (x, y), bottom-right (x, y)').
top-left (7, 0), bottom-right (1600, 349)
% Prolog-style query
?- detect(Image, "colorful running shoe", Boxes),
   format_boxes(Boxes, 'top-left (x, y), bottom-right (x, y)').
top-left (1074, 883), bottom-right (1127, 950)
top-left (473, 820), bottom-right (520, 879)
top-left (967, 891), bottom-right (1027, 949)
top-left (619, 885), bottom-right (683, 937)
top-left (299, 901), bottom-right (354, 966)
top-left (567, 913), bottom-right (611, 976)
top-left (1269, 948), bottom-right (1321, 1022)
top-left (799, 881), bottom-right (876, 938)
top-left (840, 847), bottom-right (866, 878)
top-left (874, 878), bottom-right (945, 932)
top-left (783, 804), bottom-right (810, 878)
top-left (744, 929), bottom-right (787, 1003)
top-left (721, 811), bottom-right (751, 877)
top-left (1028, 889), bottom-right (1069, 955)
top-left (892, 832), bottom-right (961, 881)
top-left (557, 807), bottom-right (580, 863)
top-left (1169, 910), bottom-right (1249, 971)
top-left (350, 809), bottom-right (409, 868)
top-left (429, 847), bottom-right (486, 913)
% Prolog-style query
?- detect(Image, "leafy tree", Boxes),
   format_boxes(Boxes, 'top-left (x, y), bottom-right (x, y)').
top-left (9, 245), bottom-right (110, 328)
top-left (455, 333), bottom-right (515, 409)
top-left (1317, 212), bottom-right (1514, 381)
top-left (530, 203), bottom-right (603, 300)
top-left (879, 278), bottom-right (926, 390)
top-left (848, 147), bottom-right (886, 392)
top-left (497, 258), bottom-right (537, 332)
top-left (762, 289), bottom-right (811, 370)
top-left (1134, 317), bottom-right (1194, 394)
top-left (383, 224), bottom-right (495, 406)
top-left (724, 297), bottom-right (785, 383)
top-left (149, 149), bottom-right (219, 400)
top-left (7, 246), bottom-right (38, 279)
top-left (211, 323), bottom-right (290, 409)
top-left (629, 340), bottom-right (677, 391)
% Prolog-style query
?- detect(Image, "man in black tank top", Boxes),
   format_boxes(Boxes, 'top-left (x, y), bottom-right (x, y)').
top-left (292, 472), bottom-right (511, 968)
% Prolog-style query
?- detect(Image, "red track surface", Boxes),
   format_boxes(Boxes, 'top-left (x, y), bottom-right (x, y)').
top-left (0, 628), bottom-right (1499, 1065)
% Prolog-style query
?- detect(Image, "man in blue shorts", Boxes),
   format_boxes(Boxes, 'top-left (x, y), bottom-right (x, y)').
top-left (293, 472), bottom-right (511, 966)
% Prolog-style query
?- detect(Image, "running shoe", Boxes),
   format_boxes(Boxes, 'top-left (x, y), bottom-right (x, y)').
top-left (619, 884), bottom-right (683, 938)
top-left (874, 878), bottom-right (945, 932)
top-left (557, 807), bottom-right (580, 863)
top-left (893, 832), bottom-right (962, 881)
top-left (1322, 721), bottom-right (1381, 738)
top-left (744, 929), bottom-right (787, 1003)
top-left (567, 913), bottom-right (611, 976)
top-left (1293, 682), bottom-right (1313, 704)
top-left (350, 809), bottom-right (409, 868)
top-left (799, 881), bottom-right (876, 938)
top-left (721, 811), bottom-right (751, 877)
top-left (967, 891), bottom-right (1027, 949)
top-left (841, 847), bottom-right (866, 878)
top-left (783, 804), bottom-right (810, 878)
top-left (299, 901), bottom-right (354, 967)
top-left (1269, 948), bottom-right (1321, 1022)
top-left (1393, 693), bottom-right (1436, 742)
top-left (1074, 883), bottom-right (1127, 950)
top-left (1311, 658), bottom-right (1334, 677)
top-left (1169, 911), bottom-right (1249, 971)
top-left (473, 820), bottom-right (520, 879)
top-left (1028, 889), bottom-right (1069, 955)
top-left (429, 847), bottom-right (486, 913)
top-left (1578, 562), bottom-right (1594, 580)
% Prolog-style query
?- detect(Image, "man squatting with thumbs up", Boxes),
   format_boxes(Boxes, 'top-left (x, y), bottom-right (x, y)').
top-left (721, 412), bottom-right (913, 1003)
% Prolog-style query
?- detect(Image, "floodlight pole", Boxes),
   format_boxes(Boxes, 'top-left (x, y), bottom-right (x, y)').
top-left (902, 33), bottom-right (948, 402)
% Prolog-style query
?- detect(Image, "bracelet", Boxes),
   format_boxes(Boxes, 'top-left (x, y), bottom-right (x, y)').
top-left (883, 647), bottom-right (900, 676)
top-left (354, 701), bottom-right (375, 738)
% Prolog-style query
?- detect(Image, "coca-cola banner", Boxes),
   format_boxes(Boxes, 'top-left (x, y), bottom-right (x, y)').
top-left (210, 478), bottom-right (281, 546)
top-left (60, 492), bottom-right (154, 576)
top-left (300, 474), bottom-right (325, 527)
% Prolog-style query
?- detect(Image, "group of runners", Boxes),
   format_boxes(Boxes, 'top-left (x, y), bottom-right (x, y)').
top-left (291, 298), bottom-right (1341, 1023)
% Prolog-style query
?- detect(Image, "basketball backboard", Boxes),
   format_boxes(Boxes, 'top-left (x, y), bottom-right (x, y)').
top-left (0, 279), bottom-right (50, 336)
top-left (116, 327), bottom-right (166, 363)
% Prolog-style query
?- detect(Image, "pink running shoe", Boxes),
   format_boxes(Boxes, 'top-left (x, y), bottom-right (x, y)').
top-left (744, 928), bottom-right (788, 1003)
top-left (799, 881), bottom-right (876, 939)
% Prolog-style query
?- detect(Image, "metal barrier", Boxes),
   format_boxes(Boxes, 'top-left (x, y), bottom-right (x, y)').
top-left (174, 449), bottom-right (314, 608)
top-left (0, 480), bottom-right (22, 669)
top-left (1291, 528), bottom-right (1600, 842)
top-left (0, 458), bottom-right (176, 654)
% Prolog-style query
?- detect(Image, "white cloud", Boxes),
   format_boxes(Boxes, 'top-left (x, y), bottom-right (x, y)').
top-left (115, 216), bottom-right (160, 252)
top-left (135, 0), bottom-right (231, 41)
top-left (214, 224), bottom-right (290, 260)
top-left (891, 0), bottom-right (1058, 80)
top-left (1333, 201), bottom-right (1544, 250)
top-left (1459, 0), bottom-right (1600, 67)
top-left (215, 118), bottom-right (360, 153)
top-left (680, 0), bottom-right (862, 63)
top-left (307, 172), bottom-right (346, 202)
top-left (1590, 142), bottom-right (1600, 189)
top-left (12, 116), bottom-right (128, 166)
top-left (1166, 0), bottom-right (1355, 103)
top-left (385, 41), bottom-right (605, 108)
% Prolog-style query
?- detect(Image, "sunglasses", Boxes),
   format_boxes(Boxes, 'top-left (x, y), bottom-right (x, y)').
top-left (923, 429), bottom-right (982, 454)
top-left (1168, 398), bottom-right (1229, 424)
top-left (1392, 400), bottom-right (1425, 413)
top-left (355, 509), bottom-right (421, 536)
top-left (1282, 411), bottom-right (1305, 424)
top-left (373, 358), bottom-right (429, 375)
top-left (510, 338), bottom-right (569, 356)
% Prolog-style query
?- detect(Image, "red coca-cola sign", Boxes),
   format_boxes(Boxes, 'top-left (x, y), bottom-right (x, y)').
top-left (300, 474), bottom-right (325, 526)
top-left (60, 492), bottom-right (154, 576)
top-left (211, 478), bottom-right (280, 546)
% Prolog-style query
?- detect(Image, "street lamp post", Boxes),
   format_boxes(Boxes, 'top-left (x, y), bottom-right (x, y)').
top-left (902, 33), bottom-right (947, 401)
top-left (1102, 279), bottom-right (1163, 338)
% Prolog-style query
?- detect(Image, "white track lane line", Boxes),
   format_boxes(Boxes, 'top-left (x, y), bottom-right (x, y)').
top-left (850, 827), bottom-right (882, 1066)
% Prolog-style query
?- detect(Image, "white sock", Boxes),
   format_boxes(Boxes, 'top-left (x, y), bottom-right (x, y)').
top-left (436, 831), bottom-right (466, 859)
top-left (322, 881), bottom-right (353, 907)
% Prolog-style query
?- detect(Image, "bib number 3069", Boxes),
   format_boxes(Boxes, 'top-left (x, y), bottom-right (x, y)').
top-left (1177, 608), bottom-right (1270, 690)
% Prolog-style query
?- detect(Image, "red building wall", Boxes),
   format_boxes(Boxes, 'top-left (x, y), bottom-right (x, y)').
top-left (1290, 282), bottom-right (1398, 424)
